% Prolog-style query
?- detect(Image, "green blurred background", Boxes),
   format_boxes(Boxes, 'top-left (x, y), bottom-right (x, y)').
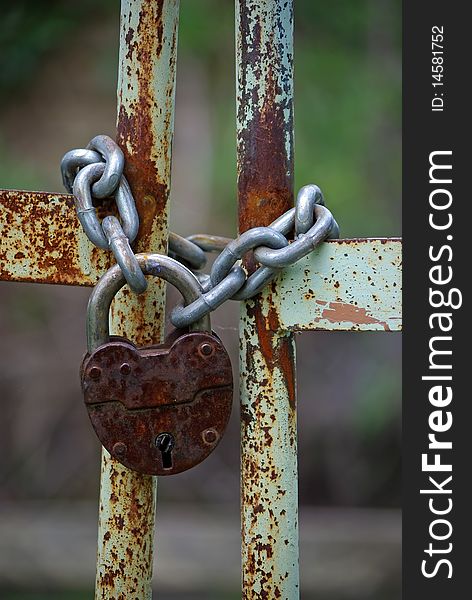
top-left (0, 1), bottom-right (401, 598)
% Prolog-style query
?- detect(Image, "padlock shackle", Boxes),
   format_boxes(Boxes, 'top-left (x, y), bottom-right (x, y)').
top-left (87, 254), bottom-right (210, 352)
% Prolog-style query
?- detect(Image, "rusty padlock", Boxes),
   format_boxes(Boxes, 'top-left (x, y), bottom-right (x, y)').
top-left (80, 254), bottom-right (233, 475)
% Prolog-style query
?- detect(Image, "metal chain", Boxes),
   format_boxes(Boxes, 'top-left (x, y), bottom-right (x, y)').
top-left (62, 135), bottom-right (339, 328)
top-left (61, 137), bottom-right (146, 293)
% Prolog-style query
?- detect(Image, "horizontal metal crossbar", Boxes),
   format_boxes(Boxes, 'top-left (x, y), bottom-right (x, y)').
top-left (0, 189), bottom-right (112, 285)
top-left (272, 238), bottom-right (402, 332)
top-left (0, 190), bottom-right (401, 332)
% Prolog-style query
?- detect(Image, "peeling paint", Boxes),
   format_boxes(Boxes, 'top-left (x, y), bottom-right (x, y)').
top-left (272, 238), bottom-right (402, 332)
top-left (236, 0), bottom-right (294, 236)
top-left (0, 1), bottom-right (402, 596)
top-left (237, 2), bottom-right (299, 598)
top-left (0, 190), bottom-right (112, 286)
top-left (321, 302), bottom-right (391, 330)
top-left (240, 302), bottom-right (299, 600)
top-left (95, 1), bottom-right (180, 598)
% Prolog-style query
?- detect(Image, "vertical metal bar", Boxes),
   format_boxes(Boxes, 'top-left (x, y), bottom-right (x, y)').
top-left (95, 1), bottom-right (179, 598)
top-left (236, 1), bottom-right (299, 598)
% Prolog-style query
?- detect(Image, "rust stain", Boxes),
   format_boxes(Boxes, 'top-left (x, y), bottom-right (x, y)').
top-left (117, 0), bottom-right (170, 244)
top-left (237, 5), bottom-right (294, 234)
top-left (0, 189), bottom-right (112, 286)
top-left (109, 0), bottom-right (179, 349)
top-left (237, 2), bottom-right (297, 596)
top-left (95, 2), bottom-right (180, 597)
top-left (97, 453), bottom-right (156, 595)
top-left (236, 0), bottom-right (296, 409)
top-left (244, 291), bottom-right (296, 413)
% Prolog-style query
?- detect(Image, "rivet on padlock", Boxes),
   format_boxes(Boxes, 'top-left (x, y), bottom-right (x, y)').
top-left (80, 254), bottom-right (233, 476)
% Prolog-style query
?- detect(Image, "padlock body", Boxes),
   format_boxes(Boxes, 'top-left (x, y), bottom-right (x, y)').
top-left (81, 331), bottom-right (233, 475)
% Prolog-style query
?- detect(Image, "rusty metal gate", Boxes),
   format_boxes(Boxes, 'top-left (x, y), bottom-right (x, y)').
top-left (0, 1), bottom-right (401, 598)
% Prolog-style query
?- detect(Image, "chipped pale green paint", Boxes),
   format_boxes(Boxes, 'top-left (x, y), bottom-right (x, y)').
top-left (236, 1), bottom-right (299, 598)
top-left (117, 0), bottom-right (179, 194)
top-left (235, 0), bottom-right (294, 170)
top-left (95, 450), bottom-right (157, 599)
top-left (238, 235), bottom-right (401, 600)
top-left (240, 303), bottom-right (299, 598)
top-left (95, 2), bottom-right (180, 598)
top-left (272, 239), bottom-right (402, 332)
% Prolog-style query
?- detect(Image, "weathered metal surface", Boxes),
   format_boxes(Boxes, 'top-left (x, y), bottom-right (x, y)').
top-left (95, 1), bottom-right (180, 598)
top-left (0, 189), bottom-right (402, 333)
top-left (239, 308), bottom-right (299, 598)
top-left (236, 1), bottom-right (299, 598)
top-left (274, 238), bottom-right (402, 332)
top-left (0, 189), bottom-right (112, 285)
top-left (82, 331), bottom-right (233, 475)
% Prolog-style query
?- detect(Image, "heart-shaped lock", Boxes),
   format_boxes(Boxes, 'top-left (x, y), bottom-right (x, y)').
top-left (81, 254), bottom-right (233, 475)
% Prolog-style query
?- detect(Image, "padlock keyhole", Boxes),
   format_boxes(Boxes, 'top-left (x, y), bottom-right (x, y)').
top-left (155, 433), bottom-right (174, 470)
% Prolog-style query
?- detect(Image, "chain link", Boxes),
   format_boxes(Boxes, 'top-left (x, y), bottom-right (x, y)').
top-left (168, 232), bottom-right (207, 270)
top-left (85, 135), bottom-right (126, 199)
top-left (61, 148), bottom-right (102, 193)
top-left (72, 163), bottom-right (139, 248)
top-left (62, 135), bottom-right (339, 328)
top-left (61, 138), bottom-right (145, 293)
top-left (101, 216), bottom-right (147, 294)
